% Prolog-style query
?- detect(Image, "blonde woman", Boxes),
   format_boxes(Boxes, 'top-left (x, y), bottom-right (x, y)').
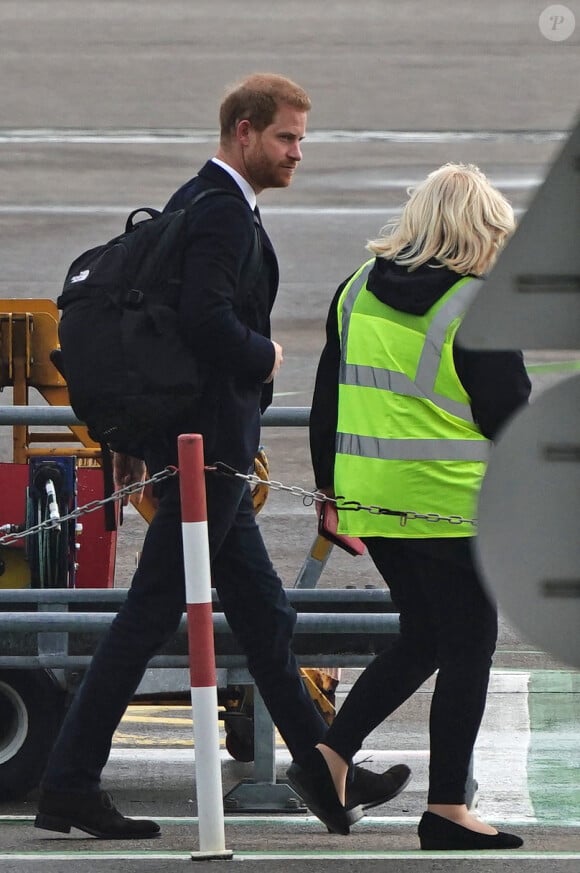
top-left (289, 164), bottom-right (530, 848)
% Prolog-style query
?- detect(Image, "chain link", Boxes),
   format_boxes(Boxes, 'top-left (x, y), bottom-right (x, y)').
top-left (0, 466), bottom-right (178, 546)
top-left (0, 458), bottom-right (477, 548)
top-left (211, 462), bottom-right (477, 527)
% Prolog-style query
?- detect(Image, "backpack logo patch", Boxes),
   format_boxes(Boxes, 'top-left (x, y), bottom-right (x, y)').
top-left (70, 269), bottom-right (90, 284)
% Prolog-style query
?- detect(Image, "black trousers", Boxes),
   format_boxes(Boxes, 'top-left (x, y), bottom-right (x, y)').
top-left (325, 536), bottom-right (498, 805)
top-left (42, 472), bottom-right (327, 792)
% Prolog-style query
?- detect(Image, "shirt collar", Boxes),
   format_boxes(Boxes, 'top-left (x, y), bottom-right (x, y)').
top-left (211, 157), bottom-right (257, 211)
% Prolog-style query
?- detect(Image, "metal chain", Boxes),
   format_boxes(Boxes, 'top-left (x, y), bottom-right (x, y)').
top-left (0, 458), bottom-right (476, 547)
top-left (210, 462), bottom-right (477, 527)
top-left (0, 466), bottom-right (178, 546)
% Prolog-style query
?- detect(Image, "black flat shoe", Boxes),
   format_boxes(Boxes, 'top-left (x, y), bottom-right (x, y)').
top-left (287, 748), bottom-right (363, 835)
top-left (418, 811), bottom-right (523, 850)
top-left (35, 789), bottom-right (160, 839)
top-left (346, 763), bottom-right (411, 811)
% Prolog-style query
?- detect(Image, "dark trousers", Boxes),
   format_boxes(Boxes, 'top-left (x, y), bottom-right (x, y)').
top-left (325, 536), bottom-right (498, 805)
top-left (42, 472), bottom-right (327, 792)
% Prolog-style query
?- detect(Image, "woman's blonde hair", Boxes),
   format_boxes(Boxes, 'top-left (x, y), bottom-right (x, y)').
top-left (367, 163), bottom-right (515, 276)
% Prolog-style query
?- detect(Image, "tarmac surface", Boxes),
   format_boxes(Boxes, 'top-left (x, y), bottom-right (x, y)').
top-left (1, 1), bottom-right (579, 870)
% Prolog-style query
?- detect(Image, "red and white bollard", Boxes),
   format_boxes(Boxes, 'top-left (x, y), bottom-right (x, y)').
top-left (177, 434), bottom-right (233, 860)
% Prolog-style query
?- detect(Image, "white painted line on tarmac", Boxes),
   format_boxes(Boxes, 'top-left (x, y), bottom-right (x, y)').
top-left (236, 852), bottom-right (580, 861)
top-left (369, 176), bottom-right (542, 189)
top-left (241, 852), bottom-right (579, 861)
top-left (1, 851), bottom-right (579, 861)
top-left (0, 205), bottom-right (408, 216)
top-left (0, 128), bottom-right (568, 145)
top-left (239, 852), bottom-right (579, 861)
top-left (0, 854), bottom-right (191, 862)
top-left (5, 814), bottom-right (580, 828)
top-left (0, 205), bottom-right (527, 217)
top-left (106, 747), bottom-right (430, 763)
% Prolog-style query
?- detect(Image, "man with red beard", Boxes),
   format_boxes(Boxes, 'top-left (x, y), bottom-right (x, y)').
top-left (35, 73), bottom-right (410, 840)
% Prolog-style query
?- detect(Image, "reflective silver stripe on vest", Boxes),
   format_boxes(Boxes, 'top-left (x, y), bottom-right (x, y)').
top-left (342, 363), bottom-right (421, 396)
top-left (336, 432), bottom-right (490, 462)
top-left (339, 261), bottom-right (374, 385)
top-left (339, 265), bottom-right (482, 423)
top-left (414, 279), bottom-right (482, 418)
top-left (340, 362), bottom-right (475, 420)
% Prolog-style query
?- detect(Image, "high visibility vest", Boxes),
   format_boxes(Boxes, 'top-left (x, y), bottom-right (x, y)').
top-left (334, 260), bottom-right (489, 538)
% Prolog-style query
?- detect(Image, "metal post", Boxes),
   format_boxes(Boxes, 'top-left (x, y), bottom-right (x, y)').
top-left (294, 534), bottom-right (333, 589)
top-left (222, 675), bottom-right (305, 813)
top-left (252, 689), bottom-right (276, 783)
top-left (177, 434), bottom-right (233, 861)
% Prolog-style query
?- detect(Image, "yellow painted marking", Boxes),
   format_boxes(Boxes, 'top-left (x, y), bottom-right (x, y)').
top-left (115, 703), bottom-right (289, 749)
top-left (121, 714), bottom-right (194, 726)
top-left (113, 733), bottom-right (204, 747)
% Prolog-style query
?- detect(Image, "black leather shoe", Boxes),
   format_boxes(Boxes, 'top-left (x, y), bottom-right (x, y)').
top-left (418, 811), bottom-right (523, 850)
top-left (346, 763), bottom-right (411, 811)
top-left (287, 749), bottom-right (363, 835)
top-left (35, 789), bottom-right (161, 839)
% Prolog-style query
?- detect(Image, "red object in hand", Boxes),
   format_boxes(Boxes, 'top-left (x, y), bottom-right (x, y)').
top-left (317, 500), bottom-right (366, 556)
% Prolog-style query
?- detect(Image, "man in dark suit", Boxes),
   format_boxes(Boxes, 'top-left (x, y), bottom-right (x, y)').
top-left (35, 73), bottom-right (410, 840)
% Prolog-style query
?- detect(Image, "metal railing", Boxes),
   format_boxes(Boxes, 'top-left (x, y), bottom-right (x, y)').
top-left (0, 587), bottom-right (399, 670)
top-left (0, 586), bottom-right (401, 812)
top-left (0, 406), bottom-right (311, 427)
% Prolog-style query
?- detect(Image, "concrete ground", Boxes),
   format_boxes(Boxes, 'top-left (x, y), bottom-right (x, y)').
top-left (1, 669), bottom-right (579, 869)
top-left (0, 1), bottom-right (579, 870)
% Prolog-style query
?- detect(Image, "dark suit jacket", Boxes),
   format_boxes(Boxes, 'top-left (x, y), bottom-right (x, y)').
top-left (160, 160), bottom-right (279, 471)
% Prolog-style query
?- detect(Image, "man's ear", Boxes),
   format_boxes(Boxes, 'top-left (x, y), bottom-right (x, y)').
top-left (236, 119), bottom-right (253, 145)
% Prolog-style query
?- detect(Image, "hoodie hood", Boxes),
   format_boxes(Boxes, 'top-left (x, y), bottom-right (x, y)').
top-left (366, 257), bottom-right (465, 316)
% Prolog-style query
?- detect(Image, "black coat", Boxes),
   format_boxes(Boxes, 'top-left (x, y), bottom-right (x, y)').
top-left (159, 160), bottom-right (279, 471)
top-left (310, 258), bottom-right (532, 489)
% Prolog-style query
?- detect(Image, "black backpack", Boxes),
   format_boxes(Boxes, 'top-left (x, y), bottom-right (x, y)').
top-left (56, 188), bottom-right (261, 461)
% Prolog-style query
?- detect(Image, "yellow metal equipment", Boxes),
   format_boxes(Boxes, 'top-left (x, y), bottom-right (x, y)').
top-left (0, 299), bottom-right (158, 514)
